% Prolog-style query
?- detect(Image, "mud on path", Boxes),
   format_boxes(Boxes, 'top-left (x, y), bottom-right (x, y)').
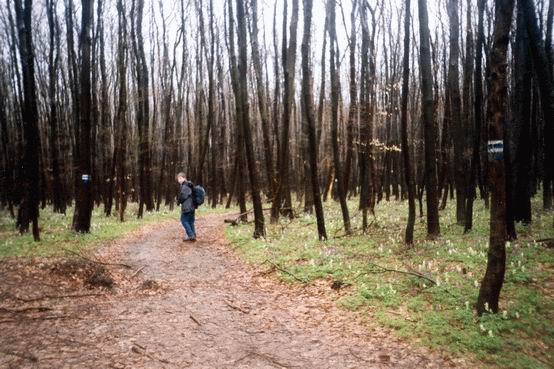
top-left (0, 214), bottom-right (456, 368)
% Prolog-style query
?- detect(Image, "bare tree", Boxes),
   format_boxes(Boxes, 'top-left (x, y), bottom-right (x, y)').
top-left (477, 0), bottom-right (516, 316)
top-left (417, 0), bottom-right (440, 238)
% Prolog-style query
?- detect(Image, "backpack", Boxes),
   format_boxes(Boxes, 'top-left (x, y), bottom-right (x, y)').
top-left (189, 183), bottom-right (206, 208)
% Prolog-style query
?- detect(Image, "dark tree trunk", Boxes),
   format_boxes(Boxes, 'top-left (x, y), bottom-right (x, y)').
top-left (115, 0), bottom-right (128, 222)
top-left (417, 0), bottom-right (440, 238)
top-left (301, 0), bottom-right (327, 241)
top-left (477, 0), bottom-right (515, 316)
top-left (13, 0), bottom-right (41, 240)
top-left (512, 1), bottom-right (533, 224)
top-left (271, 0), bottom-right (299, 222)
top-left (235, 0), bottom-right (265, 238)
top-left (328, 0), bottom-right (350, 234)
top-left (73, 0), bottom-right (94, 233)
top-left (46, 0), bottom-right (66, 214)
top-left (447, 0), bottom-right (466, 225)
top-left (132, 0), bottom-right (153, 218)
top-left (465, 0), bottom-right (486, 232)
top-left (521, 0), bottom-right (554, 214)
top-left (401, 0), bottom-right (416, 245)
top-left (250, 0), bottom-right (275, 198)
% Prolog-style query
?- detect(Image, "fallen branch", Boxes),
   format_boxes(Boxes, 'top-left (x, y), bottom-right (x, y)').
top-left (0, 314), bottom-right (73, 324)
top-left (356, 261), bottom-right (437, 285)
top-left (189, 314), bottom-right (201, 326)
top-left (7, 292), bottom-right (104, 303)
top-left (0, 306), bottom-right (52, 314)
top-left (130, 266), bottom-right (146, 279)
top-left (224, 300), bottom-right (250, 314)
top-left (262, 260), bottom-right (308, 283)
top-left (62, 248), bottom-right (132, 269)
top-left (0, 350), bottom-right (38, 362)
top-left (535, 238), bottom-right (554, 248)
top-left (131, 345), bottom-right (170, 364)
top-left (224, 207), bottom-right (273, 225)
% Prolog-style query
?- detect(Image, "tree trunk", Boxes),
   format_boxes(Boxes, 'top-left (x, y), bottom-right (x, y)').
top-left (328, 0), bottom-right (350, 234)
top-left (477, 0), bottom-right (515, 316)
top-left (417, 0), bottom-right (440, 238)
top-left (301, 0), bottom-right (327, 241)
top-left (465, 0), bottom-right (486, 232)
top-left (13, 0), bottom-right (41, 240)
top-left (521, 0), bottom-right (554, 214)
top-left (401, 0), bottom-right (415, 245)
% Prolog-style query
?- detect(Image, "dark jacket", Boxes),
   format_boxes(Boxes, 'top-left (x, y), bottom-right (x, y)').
top-left (178, 181), bottom-right (195, 213)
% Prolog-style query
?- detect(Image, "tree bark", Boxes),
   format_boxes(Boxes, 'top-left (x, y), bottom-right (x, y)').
top-left (477, 0), bottom-right (515, 316)
top-left (417, 0), bottom-right (440, 238)
top-left (401, 0), bottom-right (415, 245)
top-left (301, 0), bottom-right (327, 241)
top-left (13, 0), bottom-right (41, 240)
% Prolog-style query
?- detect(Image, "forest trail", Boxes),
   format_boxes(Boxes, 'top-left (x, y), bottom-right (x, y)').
top-left (1, 214), bottom-right (453, 368)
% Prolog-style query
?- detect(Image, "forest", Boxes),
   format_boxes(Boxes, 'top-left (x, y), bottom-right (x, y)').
top-left (0, 0), bottom-right (553, 367)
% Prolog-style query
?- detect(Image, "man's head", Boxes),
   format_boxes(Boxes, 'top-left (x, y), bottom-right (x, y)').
top-left (176, 172), bottom-right (187, 184)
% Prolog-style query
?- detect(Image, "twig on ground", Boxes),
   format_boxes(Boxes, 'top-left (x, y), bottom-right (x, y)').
top-left (189, 314), bottom-right (201, 326)
top-left (0, 350), bottom-right (38, 362)
top-left (62, 248), bottom-right (132, 269)
top-left (130, 266), bottom-right (146, 279)
top-left (262, 259), bottom-right (308, 283)
top-left (0, 314), bottom-right (73, 324)
top-left (131, 345), bottom-right (170, 364)
top-left (224, 300), bottom-right (250, 314)
top-left (0, 306), bottom-right (52, 314)
top-left (355, 261), bottom-right (437, 285)
top-left (224, 208), bottom-right (272, 225)
top-left (535, 238), bottom-right (554, 248)
top-left (6, 293), bottom-right (104, 303)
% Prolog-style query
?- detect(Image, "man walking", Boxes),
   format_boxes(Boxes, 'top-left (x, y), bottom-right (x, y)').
top-left (176, 172), bottom-right (196, 242)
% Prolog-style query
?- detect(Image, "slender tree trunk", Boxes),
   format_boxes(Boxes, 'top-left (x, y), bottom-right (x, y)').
top-left (250, 0), bottom-right (275, 198)
top-left (235, 0), bottom-right (265, 238)
top-left (521, 0), bottom-right (554, 215)
top-left (447, 0), bottom-right (466, 225)
top-left (477, 0), bottom-right (515, 316)
top-left (301, 0), bottom-right (327, 241)
top-left (271, 0), bottom-right (299, 222)
top-left (417, 0), bottom-right (440, 238)
top-left (401, 0), bottom-right (415, 245)
top-left (46, 0), bottom-right (66, 214)
top-left (465, 0), bottom-right (486, 232)
top-left (328, 0), bottom-right (350, 234)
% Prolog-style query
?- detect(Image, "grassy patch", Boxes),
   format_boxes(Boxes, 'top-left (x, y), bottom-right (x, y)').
top-left (225, 196), bottom-right (554, 368)
top-left (0, 203), bottom-right (233, 259)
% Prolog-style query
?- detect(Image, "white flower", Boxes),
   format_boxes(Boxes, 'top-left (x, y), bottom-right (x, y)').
top-left (488, 330), bottom-right (494, 337)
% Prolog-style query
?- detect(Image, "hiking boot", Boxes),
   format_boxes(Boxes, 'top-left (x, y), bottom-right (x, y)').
top-left (189, 238), bottom-right (197, 242)
top-left (183, 237), bottom-right (190, 242)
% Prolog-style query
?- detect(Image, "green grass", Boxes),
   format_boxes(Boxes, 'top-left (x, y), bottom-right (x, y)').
top-left (0, 203), bottom-right (236, 259)
top-left (225, 196), bottom-right (554, 368)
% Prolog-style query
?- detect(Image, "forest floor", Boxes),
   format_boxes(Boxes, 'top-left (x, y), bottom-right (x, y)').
top-left (226, 197), bottom-right (554, 369)
top-left (0, 212), bottom-right (454, 368)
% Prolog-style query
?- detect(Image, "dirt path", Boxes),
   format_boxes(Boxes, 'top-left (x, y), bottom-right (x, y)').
top-left (1, 214), bottom-right (454, 368)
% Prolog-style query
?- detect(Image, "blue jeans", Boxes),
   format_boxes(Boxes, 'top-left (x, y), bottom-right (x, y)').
top-left (180, 211), bottom-right (196, 239)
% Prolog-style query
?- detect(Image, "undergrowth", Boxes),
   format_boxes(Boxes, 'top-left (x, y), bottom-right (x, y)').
top-left (0, 203), bottom-right (232, 259)
top-left (226, 196), bottom-right (554, 369)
